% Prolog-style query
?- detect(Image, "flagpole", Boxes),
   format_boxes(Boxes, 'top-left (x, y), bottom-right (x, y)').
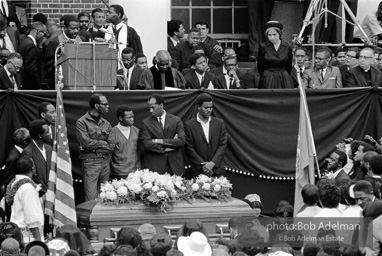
top-left (297, 72), bottom-right (321, 178)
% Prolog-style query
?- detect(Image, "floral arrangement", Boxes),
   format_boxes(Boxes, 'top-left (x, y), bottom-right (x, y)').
top-left (99, 169), bottom-right (233, 212)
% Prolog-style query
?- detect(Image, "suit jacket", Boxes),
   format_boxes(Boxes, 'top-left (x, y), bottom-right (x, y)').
top-left (140, 113), bottom-right (185, 176)
top-left (184, 117), bottom-right (228, 177)
top-left (184, 70), bottom-right (217, 89)
top-left (4, 26), bottom-right (18, 52)
top-left (291, 66), bottom-right (307, 88)
top-left (334, 169), bottom-right (351, 187)
top-left (339, 65), bottom-right (349, 86)
top-left (18, 36), bottom-right (41, 90)
top-left (173, 41), bottom-right (199, 71)
top-left (345, 66), bottom-right (382, 88)
top-left (116, 66), bottom-right (145, 90)
top-left (21, 142), bottom-right (52, 195)
top-left (304, 66), bottom-right (342, 88)
top-left (1, 147), bottom-right (21, 188)
top-left (0, 66), bottom-right (21, 90)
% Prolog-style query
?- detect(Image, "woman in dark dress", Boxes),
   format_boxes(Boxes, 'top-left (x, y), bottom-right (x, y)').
top-left (258, 21), bottom-right (293, 89)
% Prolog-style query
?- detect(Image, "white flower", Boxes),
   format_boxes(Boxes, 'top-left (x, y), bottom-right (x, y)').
top-left (214, 184), bottom-right (221, 192)
top-left (112, 180), bottom-right (125, 189)
top-left (129, 184), bottom-right (143, 194)
top-left (202, 183), bottom-right (211, 190)
top-left (180, 186), bottom-right (186, 191)
top-left (143, 182), bottom-right (153, 189)
top-left (106, 191), bottom-right (117, 200)
top-left (100, 192), bottom-right (106, 199)
top-left (197, 174), bottom-right (211, 183)
top-left (157, 191), bottom-right (168, 198)
top-left (131, 178), bottom-right (141, 184)
top-left (152, 185), bottom-right (160, 192)
top-left (192, 184), bottom-right (199, 191)
top-left (117, 186), bottom-right (128, 196)
top-left (174, 181), bottom-right (183, 188)
top-left (101, 183), bottom-right (115, 192)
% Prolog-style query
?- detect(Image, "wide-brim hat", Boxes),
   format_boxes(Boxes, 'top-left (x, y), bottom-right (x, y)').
top-left (24, 240), bottom-right (50, 256)
top-left (265, 21), bottom-right (283, 31)
top-left (177, 232), bottom-right (211, 256)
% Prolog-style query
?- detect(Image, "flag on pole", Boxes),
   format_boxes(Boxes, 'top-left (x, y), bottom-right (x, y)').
top-left (294, 84), bottom-right (317, 216)
top-left (45, 86), bottom-right (77, 227)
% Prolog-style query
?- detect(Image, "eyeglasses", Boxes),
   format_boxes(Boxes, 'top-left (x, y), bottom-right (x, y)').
top-left (99, 102), bottom-right (109, 106)
top-left (79, 20), bottom-right (90, 23)
top-left (9, 61), bottom-right (22, 71)
top-left (359, 56), bottom-right (373, 60)
top-left (37, 30), bottom-right (48, 37)
top-left (346, 55), bottom-right (357, 59)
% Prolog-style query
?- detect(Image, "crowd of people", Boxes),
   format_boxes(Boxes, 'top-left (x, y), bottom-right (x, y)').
top-left (0, 2), bottom-right (382, 91)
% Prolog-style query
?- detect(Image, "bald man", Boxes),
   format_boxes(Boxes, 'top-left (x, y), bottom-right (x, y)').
top-left (138, 50), bottom-right (186, 90)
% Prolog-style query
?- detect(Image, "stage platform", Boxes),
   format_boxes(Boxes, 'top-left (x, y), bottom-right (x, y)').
top-left (76, 197), bottom-right (254, 242)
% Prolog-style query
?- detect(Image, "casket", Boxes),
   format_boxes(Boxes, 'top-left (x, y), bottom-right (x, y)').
top-left (76, 197), bottom-right (254, 242)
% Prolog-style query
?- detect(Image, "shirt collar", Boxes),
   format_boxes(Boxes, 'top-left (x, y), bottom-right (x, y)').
top-left (169, 36), bottom-right (178, 46)
top-left (4, 65), bottom-right (11, 77)
top-left (15, 145), bottom-right (23, 153)
top-left (332, 168), bottom-right (343, 179)
top-left (117, 123), bottom-right (131, 131)
top-left (222, 65), bottom-right (228, 75)
top-left (27, 34), bottom-right (37, 46)
top-left (197, 113), bottom-right (211, 124)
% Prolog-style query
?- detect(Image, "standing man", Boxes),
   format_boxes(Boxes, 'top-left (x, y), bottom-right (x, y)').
top-left (22, 120), bottom-right (52, 196)
top-left (0, 13), bottom-right (18, 53)
top-left (76, 93), bottom-right (113, 201)
top-left (195, 21), bottom-right (222, 67)
top-left (37, 102), bottom-right (56, 141)
top-left (7, 156), bottom-right (44, 243)
top-left (346, 47), bottom-right (382, 88)
top-left (325, 149), bottom-right (350, 188)
top-left (184, 93), bottom-right (227, 178)
top-left (18, 21), bottom-right (47, 90)
top-left (173, 28), bottom-right (201, 71)
top-left (0, 52), bottom-right (22, 90)
top-left (291, 47), bottom-right (308, 88)
top-left (108, 105), bottom-right (140, 180)
top-left (139, 50), bottom-right (186, 90)
top-left (167, 19), bottom-right (185, 58)
top-left (89, 8), bottom-right (105, 39)
top-left (77, 12), bottom-right (92, 42)
top-left (304, 47), bottom-right (342, 88)
top-left (140, 94), bottom-right (185, 176)
top-left (105, 4), bottom-right (143, 57)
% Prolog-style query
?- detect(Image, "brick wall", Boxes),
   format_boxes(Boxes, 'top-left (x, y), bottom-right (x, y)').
top-left (13, 0), bottom-right (110, 24)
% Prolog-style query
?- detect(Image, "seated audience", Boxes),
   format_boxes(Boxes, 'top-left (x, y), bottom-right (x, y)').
top-left (214, 56), bottom-right (245, 89)
top-left (150, 233), bottom-right (172, 256)
top-left (135, 53), bottom-right (148, 70)
top-left (339, 47), bottom-right (360, 85)
top-left (195, 20), bottom-right (223, 67)
top-left (292, 47), bottom-right (308, 88)
top-left (0, 52), bottom-right (22, 90)
top-left (116, 47), bottom-right (145, 90)
top-left (89, 8), bottom-right (105, 39)
top-left (332, 48), bottom-right (347, 67)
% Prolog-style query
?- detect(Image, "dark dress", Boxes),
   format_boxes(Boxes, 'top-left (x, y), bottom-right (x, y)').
top-left (258, 40), bottom-right (293, 89)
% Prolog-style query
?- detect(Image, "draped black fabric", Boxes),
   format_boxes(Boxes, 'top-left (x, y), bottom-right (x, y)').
top-left (1, 88), bottom-right (381, 211)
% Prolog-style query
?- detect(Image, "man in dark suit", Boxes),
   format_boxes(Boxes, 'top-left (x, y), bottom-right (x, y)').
top-left (214, 56), bottom-right (245, 89)
top-left (339, 47), bottom-right (360, 86)
top-left (184, 53), bottom-right (217, 89)
top-left (173, 28), bottom-right (201, 71)
top-left (0, 14), bottom-right (18, 53)
top-left (184, 93), bottom-right (228, 178)
top-left (38, 102), bottom-right (56, 142)
top-left (21, 120), bottom-right (52, 196)
top-left (291, 47), bottom-right (308, 88)
top-left (0, 1), bottom-right (17, 23)
top-left (0, 52), bottom-right (22, 90)
top-left (140, 93), bottom-right (185, 175)
top-left (167, 19), bottom-right (185, 59)
top-left (346, 47), bottom-right (382, 88)
top-left (326, 149), bottom-right (350, 188)
top-left (0, 128), bottom-right (30, 220)
top-left (18, 21), bottom-right (47, 90)
top-left (116, 47), bottom-right (145, 90)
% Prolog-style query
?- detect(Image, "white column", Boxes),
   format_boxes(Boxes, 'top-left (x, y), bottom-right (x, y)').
top-left (110, 0), bottom-right (171, 63)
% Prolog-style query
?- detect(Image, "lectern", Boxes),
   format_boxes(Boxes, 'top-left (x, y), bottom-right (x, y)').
top-left (59, 43), bottom-right (118, 90)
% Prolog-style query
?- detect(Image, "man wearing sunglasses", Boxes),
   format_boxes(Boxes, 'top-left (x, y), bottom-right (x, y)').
top-left (17, 21), bottom-right (47, 90)
top-left (0, 51), bottom-right (22, 90)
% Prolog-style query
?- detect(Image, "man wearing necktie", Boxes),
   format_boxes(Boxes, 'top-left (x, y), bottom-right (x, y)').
top-left (140, 93), bottom-right (186, 175)
top-left (0, 52), bottom-right (22, 90)
top-left (0, 14), bottom-right (18, 53)
top-left (214, 56), bottom-right (243, 89)
top-left (116, 47), bottom-right (145, 90)
top-left (291, 47), bottom-right (308, 88)
top-left (304, 47), bottom-right (342, 89)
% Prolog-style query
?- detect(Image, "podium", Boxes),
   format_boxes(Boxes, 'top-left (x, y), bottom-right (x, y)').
top-left (59, 43), bottom-right (118, 90)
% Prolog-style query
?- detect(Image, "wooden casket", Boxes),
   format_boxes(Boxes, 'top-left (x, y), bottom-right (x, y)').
top-left (76, 198), bottom-right (254, 242)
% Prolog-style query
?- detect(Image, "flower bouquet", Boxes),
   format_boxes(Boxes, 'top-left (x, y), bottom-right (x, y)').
top-left (99, 169), bottom-right (233, 213)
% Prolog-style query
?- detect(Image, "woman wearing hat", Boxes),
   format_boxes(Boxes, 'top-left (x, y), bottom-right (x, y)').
top-left (258, 21), bottom-right (293, 89)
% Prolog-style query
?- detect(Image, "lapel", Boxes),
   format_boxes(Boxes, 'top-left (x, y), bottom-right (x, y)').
top-left (370, 67), bottom-right (378, 85)
top-left (31, 142), bottom-right (46, 164)
top-left (130, 67), bottom-right (138, 89)
top-left (191, 71), bottom-right (202, 88)
top-left (196, 118), bottom-right (209, 143)
top-left (1, 67), bottom-right (13, 88)
top-left (151, 115), bottom-right (164, 137)
top-left (163, 114), bottom-right (171, 134)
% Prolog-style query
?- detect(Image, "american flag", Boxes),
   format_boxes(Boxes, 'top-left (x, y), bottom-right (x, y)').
top-left (45, 87), bottom-right (77, 227)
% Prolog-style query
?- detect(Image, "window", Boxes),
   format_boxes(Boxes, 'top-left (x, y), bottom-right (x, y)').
top-left (171, 0), bottom-right (248, 40)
